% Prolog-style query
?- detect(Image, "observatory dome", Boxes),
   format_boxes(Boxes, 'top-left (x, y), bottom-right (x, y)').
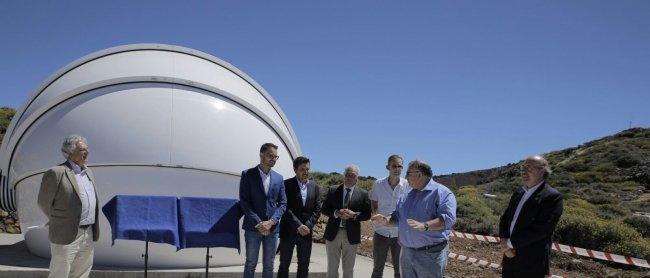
top-left (0, 44), bottom-right (301, 267)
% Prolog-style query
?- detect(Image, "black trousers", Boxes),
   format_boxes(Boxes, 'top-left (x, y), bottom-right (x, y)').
top-left (278, 234), bottom-right (313, 278)
top-left (371, 232), bottom-right (401, 278)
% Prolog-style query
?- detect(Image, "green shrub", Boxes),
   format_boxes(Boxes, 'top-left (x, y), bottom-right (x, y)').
top-left (596, 204), bottom-right (628, 219)
top-left (615, 155), bottom-right (641, 168)
top-left (555, 213), bottom-right (650, 259)
top-left (592, 162), bottom-right (617, 174)
top-left (573, 171), bottom-right (603, 184)
top-left (562, 161), bottom-right (590, 172)
top-left (624, 201), bottom-right (650, 214)
top-left (454, 186), bottom-right (500, 235)
top-left (586, 192), bottom-right (616, 205)
top-left (623, 216), bottom-right (650, 238)
top-left (454, 215), bottom-right (498, 235)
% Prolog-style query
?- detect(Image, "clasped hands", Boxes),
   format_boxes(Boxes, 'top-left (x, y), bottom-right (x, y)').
top-left (255, 219), bottom-right (275, 236)
top-left (335, 208), bottom-right (358, 220)
top-left (500, 240), bottom-right (516, 258)
top-left (296, 224), bottom-right (310, 236)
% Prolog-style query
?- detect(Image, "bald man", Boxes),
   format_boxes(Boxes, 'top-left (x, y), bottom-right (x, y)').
top-left (498, 155), bottom-right (564, 278)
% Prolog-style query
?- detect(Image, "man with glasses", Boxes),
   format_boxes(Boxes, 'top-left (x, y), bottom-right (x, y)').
top-left (369, 155), bottom-right (410, 278)
top-left (498, 155), bottom-right (563, 278)
top-left (239, 143), bottom-right (287, 278)
top-left (38, 135), bottom-right (100, 278)
top-left (321, 165), bottom-right (372, 278)
top-left (372, 160), bottom-right (456, 278)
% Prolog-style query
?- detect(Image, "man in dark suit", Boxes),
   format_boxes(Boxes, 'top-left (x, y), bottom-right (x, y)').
top-left (499, 155), bottom-right (564, 278)
top-left (321, 165), bottom-right (372, 278)
top-left (239, 143), bottom-right (287, 278)
top-left (277, 156), bottom-right (322, 278)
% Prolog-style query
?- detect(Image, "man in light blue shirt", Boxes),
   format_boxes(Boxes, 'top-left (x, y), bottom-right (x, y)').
top-left (372, 160), bottom-right (457, 278)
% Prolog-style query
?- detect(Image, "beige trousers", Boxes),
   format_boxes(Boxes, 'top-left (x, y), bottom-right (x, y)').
top-left (325, 229), bottom-right (359, 278)
top-left (48, 226), bottom-right (94, 278)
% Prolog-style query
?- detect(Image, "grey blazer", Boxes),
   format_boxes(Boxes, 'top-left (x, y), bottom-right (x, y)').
top-left (37, 162), bottom-right (100, 244)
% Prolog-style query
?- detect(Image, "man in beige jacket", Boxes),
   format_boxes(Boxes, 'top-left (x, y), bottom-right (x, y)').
top-left (38, 135), bottom-right (100, 278)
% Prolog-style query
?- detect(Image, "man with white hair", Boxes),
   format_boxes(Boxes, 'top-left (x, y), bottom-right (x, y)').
top-left (321, 165), bottom-right (372, 278)
top-left (38, 135), bottom-right (100, 278)
top-left (498, 155), bottom-right (563, 278)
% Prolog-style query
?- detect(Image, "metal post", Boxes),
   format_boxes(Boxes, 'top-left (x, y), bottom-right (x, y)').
top-left (142, 239), bottom-right (149, 278)
top-left (205, 247), bottom-right (212, 278)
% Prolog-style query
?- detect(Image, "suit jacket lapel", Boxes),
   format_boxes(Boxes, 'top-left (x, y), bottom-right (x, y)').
top-left (295, 178), bottom-right (306, 209)
top-left (253, 167), bottom-right (266, 196)
top-left (64, 163), bottom-right (82, 200)
top-left (507, 188), bottom-right (525, 229)
top-left (513, 183), bottom-right (547, 235)
top-left (335, 185), bottom-right (344, 209)
top-left (305, 180), bottom-right (315, 211)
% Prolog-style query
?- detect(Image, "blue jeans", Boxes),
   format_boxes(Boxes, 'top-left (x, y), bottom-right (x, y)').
top-left (400, 242), bottom-right (448, 278)
top-left (244, 230), bottom-right (278, 278)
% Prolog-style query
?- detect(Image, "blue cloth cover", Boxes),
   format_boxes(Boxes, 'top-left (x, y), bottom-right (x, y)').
top-left (177, 197), bottom-right (242, 252)
top-left (102, 195), bottom-right (180, 249)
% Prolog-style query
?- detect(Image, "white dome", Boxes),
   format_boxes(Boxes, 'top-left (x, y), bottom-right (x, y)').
top-left (0, 44), bottom-right (301, 267)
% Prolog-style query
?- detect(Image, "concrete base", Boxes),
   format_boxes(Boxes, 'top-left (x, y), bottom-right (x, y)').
top-left (1, 234), bottom-right (393, 277)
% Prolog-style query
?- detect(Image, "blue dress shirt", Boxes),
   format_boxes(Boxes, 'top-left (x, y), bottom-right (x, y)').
top-left (391, 179), bottom-right (457, 248)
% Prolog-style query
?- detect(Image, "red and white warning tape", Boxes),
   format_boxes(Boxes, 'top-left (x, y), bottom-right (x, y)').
top-left (448, 252), bottom-right (501, 269)
top-left (447, 252), bottom-right (564, 278)
top-left (450, 231), bottom-right (650, 269)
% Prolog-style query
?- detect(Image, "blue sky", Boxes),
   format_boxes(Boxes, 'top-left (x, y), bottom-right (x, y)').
top-left (1, 1), bottom-right (649, 179)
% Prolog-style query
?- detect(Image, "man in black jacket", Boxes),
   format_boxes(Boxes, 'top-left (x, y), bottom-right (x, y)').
top-left (321, 165), bottom-right (372, 278)
top-left (278, 156), bottom-right (322, 278)
top-left (499, 155), bottom-right (564, 278)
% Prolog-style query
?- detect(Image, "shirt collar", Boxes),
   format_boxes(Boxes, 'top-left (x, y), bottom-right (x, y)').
top-left (523, 181), bottom-right (544, 193)
top-left (297, 178), bottom-right (308, 189)
top-left (343, 184), bottom-right (355, 192)
top-left (384, 176), bottom-right (404, 189)
top-left (67, 159), bottom-right (86, 174)
top-left (419, 179), bottom-right (437, 192)
top-left (258, 166), bottom-right (271, 177)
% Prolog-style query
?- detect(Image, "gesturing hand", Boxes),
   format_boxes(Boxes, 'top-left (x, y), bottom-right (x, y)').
top-left (407, 219), bottom-right (426, 231)
top-left (370, 214), bottom-right (389, 225)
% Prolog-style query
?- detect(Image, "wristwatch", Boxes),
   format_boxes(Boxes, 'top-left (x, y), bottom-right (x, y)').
top-left (424, 222), bottom-right (429, 231)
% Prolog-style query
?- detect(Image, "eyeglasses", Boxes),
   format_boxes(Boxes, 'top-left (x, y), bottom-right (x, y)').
top-left (405, 170), bottom-right (420, 177)
top-left (265, 154), bottom-right (280, 160)
top-left (520, 165), bottom-right (542, 172)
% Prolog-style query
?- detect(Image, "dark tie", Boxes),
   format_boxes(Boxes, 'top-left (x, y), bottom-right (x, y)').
top-left (341, 188), bottom-right (351, 228)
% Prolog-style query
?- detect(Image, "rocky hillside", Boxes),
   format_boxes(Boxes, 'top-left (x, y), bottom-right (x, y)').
top-left (436, 128), bottom-right (650, 260)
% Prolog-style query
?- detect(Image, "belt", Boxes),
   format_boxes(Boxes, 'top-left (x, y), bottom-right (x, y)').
top-left (413, 240), bottom-right (447, 251)
top-left (80, 224), bottom-right (92, 229)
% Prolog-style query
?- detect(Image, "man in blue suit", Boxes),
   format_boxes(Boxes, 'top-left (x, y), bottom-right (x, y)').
top-left (239, 143), bottom-right (288, 278)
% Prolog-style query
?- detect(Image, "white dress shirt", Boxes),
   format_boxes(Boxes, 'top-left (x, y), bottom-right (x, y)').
top-left (258, 167), bottom-right (271, 196)
top-left (507, 181), bottom-right (544, 248)
top-left (68, 160), bottom-right (96, 226)
top-left (369, 177), bottom-right (410, 237)
top-left (335, 185), bottom-right (356, 225)
top-left (298, 179), bottom-right (308, 206)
